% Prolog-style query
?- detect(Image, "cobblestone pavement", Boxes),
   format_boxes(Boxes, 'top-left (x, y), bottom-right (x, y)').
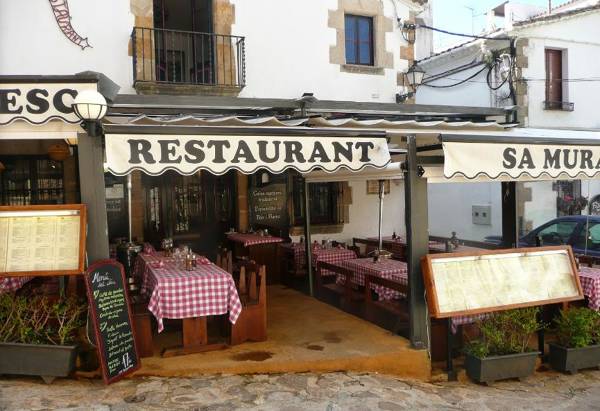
top-left (1, 370), bottom-right (600, 410)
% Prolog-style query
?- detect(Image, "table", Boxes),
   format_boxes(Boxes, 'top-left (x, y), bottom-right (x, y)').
top-left (228, 233), bottom-right (284, 284)
top-left (579, 266), bottom-right (600, 310)
top-left (354, 236), bottom-right (485, 259)
top-left (135, 252), bottom-right (242, 355)
top-left (0, 276), bottom-right (33, 294)
top-left (313, 247), bottom-right (357, 276)
top-left (337, 257), bottom-right (407, 300)
top-left (227, 232), bottom-right (284, 247)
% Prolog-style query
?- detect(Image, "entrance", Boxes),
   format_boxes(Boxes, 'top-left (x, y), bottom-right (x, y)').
top-left (142, 170), bottom-right (236, 260)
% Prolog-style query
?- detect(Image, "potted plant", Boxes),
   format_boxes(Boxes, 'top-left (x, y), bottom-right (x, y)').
top-left (0, 293), bottom-right (86, 383)
top-left (549, 307), bottom-right (600, 374)
top-left (464, 308), bottom-right (542, 384)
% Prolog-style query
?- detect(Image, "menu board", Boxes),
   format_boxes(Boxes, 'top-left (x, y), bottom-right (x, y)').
top-left (249, 183), bottom-right (287, 228)
top-left (84, 260), bottom-right (140, 384)
top-left (0, 205), bottom-right (86, 276)
top-left (422, 246), bottom-right (584, 318)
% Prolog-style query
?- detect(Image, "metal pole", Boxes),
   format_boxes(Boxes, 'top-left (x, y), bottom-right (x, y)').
top-left (378, 179), bottom-right (385, 252)
top-left (303, 179), bottom-right (314, 297)
top-left (127, 173), bottom-right (133, 243)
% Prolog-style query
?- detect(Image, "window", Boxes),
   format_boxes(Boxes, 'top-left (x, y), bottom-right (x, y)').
top-left (345, 14), bottom-right (374, 66)
top-left (0, 157), bottom-right (64, 205)
top-left (573, 222), bottom-right (600, 252)
top-left (545, 49), bottom-right (572, 110)
top-left (292, 176), bottom-right (341, 226)
top-left (536, 220), bottom-right (578, 245)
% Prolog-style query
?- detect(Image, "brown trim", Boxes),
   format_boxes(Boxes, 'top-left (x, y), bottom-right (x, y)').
top-left (421, 245), bottom-right (584, 319)
top-left (0, 204), bottom-right (87, 277)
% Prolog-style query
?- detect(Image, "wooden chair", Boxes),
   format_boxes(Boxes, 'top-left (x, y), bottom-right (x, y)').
top-left (132, 302), bottom-right (154, 358)
top-left (316, 261), bottom-right (364, 315)
top-left (577, 254), bottom-right (600, 268)
top-left (347, 245), bottom-right (363, 258)
top-left (364, 274), bottom-right (409, 336)
top-left (216, 248), bottom-right (233, 274)
top-left (231, 261), bottom-right (267, 345)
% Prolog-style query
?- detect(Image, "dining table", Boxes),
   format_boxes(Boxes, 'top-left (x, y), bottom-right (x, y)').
top-left (312, 245), bottom-right (357, 276)
top-left (0, 276), bottom-right (33, 294)
top-left (227, 232), bottom-right (284, 284)
top-left (134, 251), bottom-right (242, 356)
top-left (354, 236), bottom-right (485, 259)
top-left (336, 257), bottom-right (407, 300)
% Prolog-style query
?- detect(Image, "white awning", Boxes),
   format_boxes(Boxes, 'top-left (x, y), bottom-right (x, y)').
top-left (442, 141), bottom-right (600, 182)
top-left (0, 120), bottom-right (81, 143)
top-left (105, 133), bottom-right (391, 176)
top-left (304, 162), bottom-right (403, 183)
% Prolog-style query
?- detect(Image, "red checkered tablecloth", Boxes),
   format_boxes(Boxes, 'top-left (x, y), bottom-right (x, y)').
top-left (136, 253), bottom-right (242, 333)
top-left (280, 242), bottom-right (307, 267)
top-left (314, 247), bottom-right (357, 276)
top-left (0, 277), bottom-right (33, 294)
top-left (337, 257), bottom-right (408, 300)
top-left (227, 233), bottom-right (284, 247)
top-left (579, 267), bottom-right (600, 310)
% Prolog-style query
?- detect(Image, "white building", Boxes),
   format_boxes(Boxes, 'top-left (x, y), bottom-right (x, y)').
top-left (417, 1), bottom-right (600, 243)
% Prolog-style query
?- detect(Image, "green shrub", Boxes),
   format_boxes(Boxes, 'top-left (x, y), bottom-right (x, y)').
top-left (0, 293), bottom-right (86, 346)
top-left (554, 307), bottom-right (600, 349)
top-left (466, 307), bottom-right (543, 358)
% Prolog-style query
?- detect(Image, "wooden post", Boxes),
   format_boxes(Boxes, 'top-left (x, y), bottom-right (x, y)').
top-left (237, 172), bottom-right (249, 232)
top-left (304, 179), bottom-right (314, 297)
top-left (404, 135), bottom-right (429, 349)
top-left (77, 133), bottom-right (109, 262)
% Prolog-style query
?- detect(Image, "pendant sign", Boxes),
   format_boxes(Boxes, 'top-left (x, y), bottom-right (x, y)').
top-left (48, 0), bottom-right (91, 49)
top-left (84, 260), bottom-right (140, 384)
top-left (105, 134), bottom-right (391, 176)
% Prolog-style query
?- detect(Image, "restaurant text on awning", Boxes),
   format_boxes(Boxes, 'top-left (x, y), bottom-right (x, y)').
top-left (105, 134), bottom-right (391, 176)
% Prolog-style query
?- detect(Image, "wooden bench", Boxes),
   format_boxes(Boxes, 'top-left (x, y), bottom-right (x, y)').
top-left (316, 261), bottom-right (364, 315)
top-left (364, 274), bottom-right (409, 336)
top-left (216, 247), bottom-right (233, 274)
top-left (231, 261), bottom-right (267, 345)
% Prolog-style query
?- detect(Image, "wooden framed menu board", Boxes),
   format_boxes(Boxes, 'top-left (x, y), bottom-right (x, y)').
top-left (0, 204), bottom-right (87, 277)
top-left (422, 246), bottom-right (584, 318)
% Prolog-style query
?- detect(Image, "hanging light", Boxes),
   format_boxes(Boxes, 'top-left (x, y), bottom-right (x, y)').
top-left (261, 171), bottom-right (270, 185)
top-left (47, 141), bottom-right (71, 161)
top-left (400, 21), bottom-right (417, 44)
top-left (396, 62), bottom-right (426, 103)
top-left (72, 90), bottom-right (108, 137)
top-left (0, 161), bottom-right (5, 173)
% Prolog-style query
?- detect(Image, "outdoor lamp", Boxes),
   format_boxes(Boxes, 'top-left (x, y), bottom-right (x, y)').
top-left (396, 62), bottom-right (426, 103)
top-left (73, 89), bottom-right (108, 137)
top-left (400, 20), bottom-right (417, 44)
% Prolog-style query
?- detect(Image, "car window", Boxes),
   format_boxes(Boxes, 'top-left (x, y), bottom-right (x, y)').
top-left (536, 221), bottom-right (578, 245)
top-left (573, 222), bottom-right (600, 251)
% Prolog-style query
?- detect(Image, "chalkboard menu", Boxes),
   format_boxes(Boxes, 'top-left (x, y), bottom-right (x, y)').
top-left (249, 183), bottom-right (287, 228)
top-left (84, 260), bottom-right (140, 384)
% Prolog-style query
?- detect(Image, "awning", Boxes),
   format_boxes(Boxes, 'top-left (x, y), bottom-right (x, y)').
top-left (427, 129), bottom-right (600, 182)
top-left (105, 133), bottom-right (391, 176)
top-left (304, 161), bottom-right (403, 183)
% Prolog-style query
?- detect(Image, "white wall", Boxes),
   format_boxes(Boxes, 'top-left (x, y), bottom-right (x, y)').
top-left (427, 182), bottom-right (503, 242)
top-left (232, 0), bottom-right (414, 102)
top-left (0, 0), bottom-right (134, 93)
top-left (517, 12), bottom-right (600, 129)
top-left (292, 179), bottom-right (406, 245)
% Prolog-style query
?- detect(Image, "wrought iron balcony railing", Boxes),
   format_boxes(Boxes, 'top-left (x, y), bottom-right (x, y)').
top-left (131, 27), bottom-right (246, 88)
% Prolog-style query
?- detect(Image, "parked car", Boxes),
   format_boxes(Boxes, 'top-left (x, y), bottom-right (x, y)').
top-left (519, 215), bottom-right (600, 257)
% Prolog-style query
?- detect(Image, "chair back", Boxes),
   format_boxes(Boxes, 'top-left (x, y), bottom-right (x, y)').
top-left (216, 248), bottom-right (233, 273)
top-left (238, 260), bottom-right (266, 306)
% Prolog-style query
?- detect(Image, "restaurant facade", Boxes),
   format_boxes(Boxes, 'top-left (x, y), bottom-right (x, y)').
top-left (2, 0), bottom-right (600, 382)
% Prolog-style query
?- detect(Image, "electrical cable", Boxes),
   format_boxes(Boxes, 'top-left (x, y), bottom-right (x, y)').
top-left (422, 64), bottom-right (488, 88)
top-left (416, 23), bottom-right (512, 41)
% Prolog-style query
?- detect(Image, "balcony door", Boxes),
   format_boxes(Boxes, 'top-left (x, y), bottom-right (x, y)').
top-left (153, 0), bottom-right (214, 84)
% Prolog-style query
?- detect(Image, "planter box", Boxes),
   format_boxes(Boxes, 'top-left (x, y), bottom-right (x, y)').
top-left (549, 343), bottom-right (600, 374)
top-left (0, 342), bottom-right (77, 383)
top-left (465, 351), bottom-right (539, 384)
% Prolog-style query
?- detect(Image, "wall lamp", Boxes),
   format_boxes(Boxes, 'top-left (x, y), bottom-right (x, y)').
top-left (396, 62), bottom-right (426, 103)
top-left (400, 20), bottom-right (417, 44)
top-left (73, 90), bottom-right (108, 137)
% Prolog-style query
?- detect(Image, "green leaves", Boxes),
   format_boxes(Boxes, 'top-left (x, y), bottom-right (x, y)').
top-left (554, 307), bottom-right (600, 349)
top-left (466, 308), bottom-right (543, 358)
top-left (0, 293), bottom-right (86, 346)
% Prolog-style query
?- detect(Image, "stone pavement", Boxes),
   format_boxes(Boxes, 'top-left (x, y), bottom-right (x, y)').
top-left (1, 370), bottom-right (600, 410)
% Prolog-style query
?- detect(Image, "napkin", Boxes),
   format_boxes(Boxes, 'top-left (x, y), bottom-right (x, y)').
top-left (197, 256), bottom-right (211, 265)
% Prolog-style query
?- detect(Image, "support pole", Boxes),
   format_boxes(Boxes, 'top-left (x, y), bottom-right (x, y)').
top-left (378, 179), bottom-right (385, 252)
top-left (303, 179), bottom-right (314, 297)
top-left (78, 132), bottom-right (109, 262)
top-left (127, 173), bottom-right (133, 243)
top-left (404, 135), bottom-right (429, 349)
top-left (501, 182), bottom-right (517, 248)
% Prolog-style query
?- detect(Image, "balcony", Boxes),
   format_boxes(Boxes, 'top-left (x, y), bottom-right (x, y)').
top-left (131, 27), bottom-right (246, 95)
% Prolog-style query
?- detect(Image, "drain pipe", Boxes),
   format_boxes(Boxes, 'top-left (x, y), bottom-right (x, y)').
top-left (378, 179), bottom-right (385, 252)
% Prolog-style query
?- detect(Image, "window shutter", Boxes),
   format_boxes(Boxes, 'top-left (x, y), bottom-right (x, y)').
top-left (545, 49), bottom-right (563, 104)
